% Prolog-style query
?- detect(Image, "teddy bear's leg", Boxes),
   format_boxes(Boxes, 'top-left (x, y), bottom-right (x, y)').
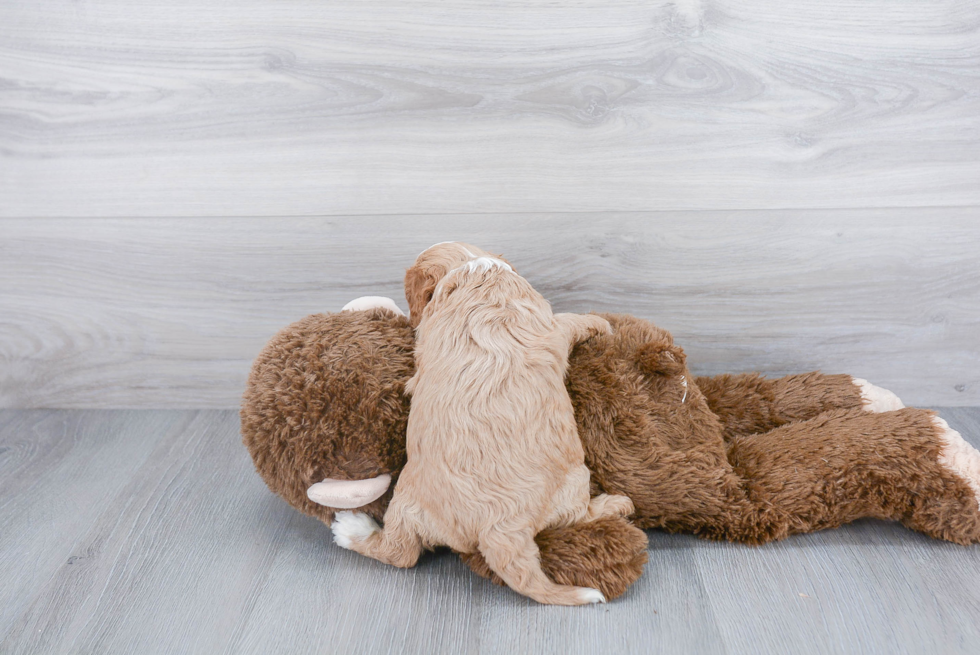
top-left (476, 522), bottom-right (607, 605)
top-left (727, 407), bottom-right (980, 545)
top-left (695, 372), bottom-right (898, 441)
top-left (461, 516), bottom-right (649, 601)
top-left (330, 496), bottom-right (424, 568)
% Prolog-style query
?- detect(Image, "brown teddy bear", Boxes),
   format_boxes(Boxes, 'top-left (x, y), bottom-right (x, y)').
top-left (242, 295), bottom-right (980, 601)
top-left (241, 300), bottom-right (649, 600)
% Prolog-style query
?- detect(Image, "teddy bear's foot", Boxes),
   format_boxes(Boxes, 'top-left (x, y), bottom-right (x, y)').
top-left (331, 510), bottom-right (381, 549)
top-left (934, 415), bottom-right (980, 510)
top-left (852, 377), bottom-right (905, 413)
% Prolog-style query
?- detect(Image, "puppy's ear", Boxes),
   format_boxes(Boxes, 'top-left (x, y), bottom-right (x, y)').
top-left (432, 277), bottom-right (459, 306)
top-left (405, 265), bottom-right (441, 328)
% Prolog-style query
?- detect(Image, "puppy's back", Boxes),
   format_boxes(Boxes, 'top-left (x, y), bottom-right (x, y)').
top-left (405, 263), bottom-right (581, 527)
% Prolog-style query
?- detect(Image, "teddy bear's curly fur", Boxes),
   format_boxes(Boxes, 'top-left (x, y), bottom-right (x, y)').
top-left (242, 305), bottom-right (980, 600)
top-left (560, 314), bottom-right (980, 545)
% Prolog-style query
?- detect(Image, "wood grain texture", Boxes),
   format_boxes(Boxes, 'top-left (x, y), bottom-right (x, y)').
top-left (2, 210), bottom-right (978, 408)
top-left (2, 409), bottom-right (980, 654)
top-left (1, 0), bottom-right (978, 217)
top-left (0, 411), bottom-right (194, 634)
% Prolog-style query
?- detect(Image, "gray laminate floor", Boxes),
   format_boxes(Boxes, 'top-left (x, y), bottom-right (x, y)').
top-left (3, 408), bottom-right (980, 655)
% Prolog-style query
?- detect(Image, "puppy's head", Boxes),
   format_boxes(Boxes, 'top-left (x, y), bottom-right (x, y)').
top-left (404, 242), bottom-right (514, 327)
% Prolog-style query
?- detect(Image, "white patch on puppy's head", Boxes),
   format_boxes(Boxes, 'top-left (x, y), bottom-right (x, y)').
top-left (430, 257), bottom-right (517, 306)
top-left (428, 257), bottom-right (515, 312)
top-left (459, 257), bottom-right (512, 275)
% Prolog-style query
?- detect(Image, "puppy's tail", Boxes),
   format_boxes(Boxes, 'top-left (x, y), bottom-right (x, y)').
top-left (462, 516), bottom-right (648, 601)
top-left (478, 526), bottom-right (606, 606)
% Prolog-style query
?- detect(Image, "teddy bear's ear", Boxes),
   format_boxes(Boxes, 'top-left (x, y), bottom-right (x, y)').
top-left (405, 265), bottom-right (442, 328)
top-left (637, 342), bottom-right (687, 376)
top-left (307, 474), bottom-right (392, 509)
top-left (341, 296), bottom-right (405, 316)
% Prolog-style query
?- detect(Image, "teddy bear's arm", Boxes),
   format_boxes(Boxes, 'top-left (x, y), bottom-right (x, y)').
top-left (695, 372), bottom-right (872, 440)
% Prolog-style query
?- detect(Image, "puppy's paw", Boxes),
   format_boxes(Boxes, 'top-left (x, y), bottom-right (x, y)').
top-left (578, 588), bottom-right (607, 604)
top-left (853, 377), bottom-right (905, 413)
top-left (587, 493), bottom-right (635, 521)
top-left (331, 511), bottom-right (381, 549)
top-left (586, 315), bottom-right (613, 338)
top-left (606, 494), bottom-right (635, 518)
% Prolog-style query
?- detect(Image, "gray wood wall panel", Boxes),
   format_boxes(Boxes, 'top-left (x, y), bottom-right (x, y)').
top-left (1, 0), bottom-right (979, 217)
top-left (1, 210), bottom-right (977, 408)
top-left (3, 408), bottom-right (980, 653)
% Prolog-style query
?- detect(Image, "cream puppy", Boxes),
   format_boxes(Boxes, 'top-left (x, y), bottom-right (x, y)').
top-left (332, 242), bottom-right (634, 605)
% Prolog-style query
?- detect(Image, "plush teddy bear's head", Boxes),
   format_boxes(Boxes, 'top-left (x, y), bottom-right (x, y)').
top-left (241, 301), bottom-right (415, 527)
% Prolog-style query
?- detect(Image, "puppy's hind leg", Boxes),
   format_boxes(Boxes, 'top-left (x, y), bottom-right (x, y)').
top-left (331, 496), bottom-right (423, 568)
top-left (544, 465), bottom-right (634, 526)
top-left (585, 494), bottom-right (635, 522)
top-left (478, 524), bottom-right (606, 606)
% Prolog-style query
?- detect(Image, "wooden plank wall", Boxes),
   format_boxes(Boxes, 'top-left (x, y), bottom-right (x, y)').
top-left (2, 213), bottom-right (977, 408)
top-left (1, 1), bottom-right (978, 407)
